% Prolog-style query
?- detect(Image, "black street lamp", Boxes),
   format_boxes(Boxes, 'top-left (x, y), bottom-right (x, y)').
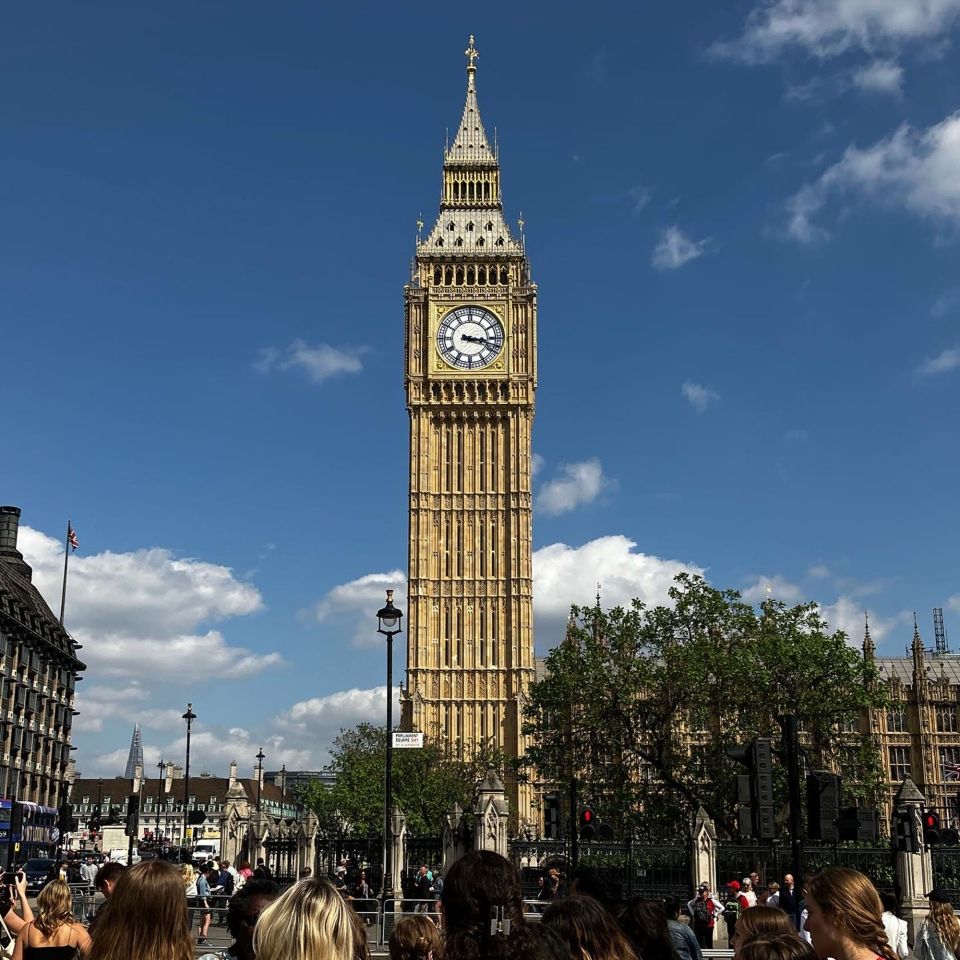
top-left (182, 703), bottom-right (196, 853)
top-left (252, 748), bottom-right (265, 867)
top-left (156, 759), bottom-right (165, 842)
top-left (377, 589), bottom-right (402, 901)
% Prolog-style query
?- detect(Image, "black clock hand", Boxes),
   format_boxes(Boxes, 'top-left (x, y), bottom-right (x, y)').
top-left (461, 334), bottom-right (487, 344)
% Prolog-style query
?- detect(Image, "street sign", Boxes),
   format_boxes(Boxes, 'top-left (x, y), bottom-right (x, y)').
top-left (392, 732), bottom-right (424, 749)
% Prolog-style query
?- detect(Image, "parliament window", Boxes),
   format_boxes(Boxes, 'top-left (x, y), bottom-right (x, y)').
top-left (937, 705), bottom-right (958, 733)
top-left (889, 746), bottom-right (911, 782)
top-left (887, 706), bottom-right (907, 732)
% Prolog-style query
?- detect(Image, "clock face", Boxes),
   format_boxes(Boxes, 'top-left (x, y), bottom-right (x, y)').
top-left (437, 306), bottom-right (504, 370)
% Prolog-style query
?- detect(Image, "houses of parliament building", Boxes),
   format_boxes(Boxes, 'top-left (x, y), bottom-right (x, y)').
top-left (864, 613), bottom-right (960, 829)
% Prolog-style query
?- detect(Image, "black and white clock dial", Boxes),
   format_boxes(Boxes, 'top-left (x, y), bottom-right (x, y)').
top-left (437, 305), bottom-right (504, 369)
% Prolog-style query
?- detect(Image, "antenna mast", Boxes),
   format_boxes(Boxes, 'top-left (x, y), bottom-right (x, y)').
top-left (934, 607), bottom-right (950, 654)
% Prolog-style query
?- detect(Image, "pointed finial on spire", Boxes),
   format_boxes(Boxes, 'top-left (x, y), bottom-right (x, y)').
top-left (596, 582), bottom-right (602, 608)
top-left (863, 611), bottom-right (875, 660)
top-left (465, 35), bottom-right (479, 73)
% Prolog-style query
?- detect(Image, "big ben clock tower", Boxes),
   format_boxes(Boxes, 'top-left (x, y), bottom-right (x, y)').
top-left (401, 36), bottom-right (536, 828)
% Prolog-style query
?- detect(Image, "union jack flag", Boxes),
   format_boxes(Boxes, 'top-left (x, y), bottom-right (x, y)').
top-left (67, 524), bottom-right (78, 551)
top-left (943, 761), bottom-right (960, 782)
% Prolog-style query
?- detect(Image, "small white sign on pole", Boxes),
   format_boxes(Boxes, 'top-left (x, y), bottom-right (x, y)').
top-left (392, 732), bottom-right (424, 749)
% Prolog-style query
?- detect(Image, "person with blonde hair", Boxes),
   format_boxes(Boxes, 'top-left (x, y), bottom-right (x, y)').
top-left (11, 879), bottom-right (89, 959)
top-left (253, 877), bottom-right (354, 960)
top-left (87, 860), bottom-right (193, 960)
top-left (733, 906), bottom-right (799, 958)
top-left (915, 889), bottom-right (960, 960)
top-left (803, 868), bottom-right (897, 960)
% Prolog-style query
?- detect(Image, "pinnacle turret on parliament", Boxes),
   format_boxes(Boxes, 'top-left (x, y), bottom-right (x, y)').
top-left (401, 37), bottom-right (538, 830)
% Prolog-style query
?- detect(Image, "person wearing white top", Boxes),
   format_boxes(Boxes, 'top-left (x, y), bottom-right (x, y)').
top-left (881, 893), bottom-right (909, 960)
top-left (739, 878), bottom-right (758, 908)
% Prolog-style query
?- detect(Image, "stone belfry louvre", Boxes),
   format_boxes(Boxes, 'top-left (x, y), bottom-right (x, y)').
top-left (400, 37), bottom-right (536, 828)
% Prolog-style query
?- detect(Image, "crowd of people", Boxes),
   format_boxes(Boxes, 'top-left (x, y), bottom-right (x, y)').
top-left (0, 851), bottom-right (956, 960)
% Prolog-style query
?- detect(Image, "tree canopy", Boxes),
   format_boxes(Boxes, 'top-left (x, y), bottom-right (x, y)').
top-left (522, 574), bottom-right (887, 839)
top-left (299, 724), bottom-right (501, 837)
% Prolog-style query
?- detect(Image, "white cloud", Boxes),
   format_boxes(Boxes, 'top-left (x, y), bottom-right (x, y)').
top-left (275, 685), bottom-right (402, 764)
top-left (713, 0), bottom-right (960, 63)
top-left (742, 575), bottom-right (805, 604)
top-left (820, 595), bottom-right (912, 647)
top-left (917, 347), bottom-right (960, 376)
top-left (950, 595), bottom-right (960, 614)
top-left (533, 536), bottom-right (704, 645)
top-left (787, 111), bottom-right (960, 242)
top-left (681, 381), bottom-right (721, 413)
top-left (535, 459), bottom-right (609, 516)
top-left (311, 570), bottom-right (406, 648)
top-left (852, 58), bottom-right (905, 93)
top-left (932, 287), bottom-right (960, 317)
top-left (628, 185), bottom-right (651, 213)
top-left (652, 226), bottom-right (708, 270)
top-left (18, 527), bottom-right (279, 687)
top-left (255, 339), bottom-right (367, 383)
top-left (531, 453), bottom-right (545, 477)
top-left (808, 564), bottom-right (831, 578)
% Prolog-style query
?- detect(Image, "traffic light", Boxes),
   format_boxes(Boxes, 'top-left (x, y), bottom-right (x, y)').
top-left (124, 793), bottom-right (140, 838)
top-left (893, 807), bottom-right (919, 853)
top-left (10, 803), bottom-right (23, 839)
top-left (726, 738), bottom-right (775, 840)
top-left (838, 806), bottom-right (878, 842)
top-left (579, 805), bottom-right (596, 841)
top-left (57, 803), bottom-right (74, 836)
top-left (807, 771), bottom-right (841, 841)
top-left (923, 808), bottom-right (941, 846)
top-left (544, 792), bottom-right (561, 840)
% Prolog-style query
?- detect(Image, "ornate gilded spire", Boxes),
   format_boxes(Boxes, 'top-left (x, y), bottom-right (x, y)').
top-left (446, 35), bottom-right (497, 167)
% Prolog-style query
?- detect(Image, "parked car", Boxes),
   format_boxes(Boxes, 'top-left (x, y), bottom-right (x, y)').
top-left (22, 858), bottom-right (56, 894)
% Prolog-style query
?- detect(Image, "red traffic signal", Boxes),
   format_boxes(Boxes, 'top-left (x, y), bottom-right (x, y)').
top-left (924, 808), bottom-right (941, 845)
top-left (579, 805), bottom-right (596, 840)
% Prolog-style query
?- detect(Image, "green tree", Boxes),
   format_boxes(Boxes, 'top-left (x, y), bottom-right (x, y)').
top-left (299, 724), bottom-right (502, 837)
top-left (522, 574), bottom-right (887, 839)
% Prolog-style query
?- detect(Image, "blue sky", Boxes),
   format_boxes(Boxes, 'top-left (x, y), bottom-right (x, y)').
top-left (4, 1), bottom-right (959, 777)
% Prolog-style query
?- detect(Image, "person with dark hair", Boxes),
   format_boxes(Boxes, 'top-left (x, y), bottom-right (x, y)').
top-left (439, 850), bottom-right (545, 960)
top-left (619, 897), bottom-right (681, 960)
top-left (732, 906), bottom-right (799, 958)
top-left (0, 869), bottom-right (35, 937)
top-left (880, 894), bottom-right (908, 960)
top-left (389, 915), bottom-right (441, 960)
top-left (220, 878), bottom-right (280, 960)
top-left (665, 898), bottom-right (703, 960)
top-left (86, 863), bottom-right (126, 936)
top-left (803, 868), bottom-right (897, 960)
top-left (87, 861), bottom-right (194, 960)
top-left (739, 935), bottom-right (819, 960)
top-left (544, 895), bottom-right (637, 960)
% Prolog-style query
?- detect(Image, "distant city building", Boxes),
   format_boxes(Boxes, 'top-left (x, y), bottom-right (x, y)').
top-left (70, 761), bottom-right (318, 875)
top-left (0, 505), bottom-right (85, 808)
top-left (265, 769), bottom-right (333, 795)
top-left (123, 723), bottom-right (144, 780)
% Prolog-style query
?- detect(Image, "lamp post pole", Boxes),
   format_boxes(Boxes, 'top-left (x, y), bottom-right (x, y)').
top-left (156, 759), bottom-right (164, 844)
top-left (182, 703), bottom-right (196, 857)
top-left (254, 748), bottom-right (265, 868)
top-left (377, 590), bottom-right (403, 902)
